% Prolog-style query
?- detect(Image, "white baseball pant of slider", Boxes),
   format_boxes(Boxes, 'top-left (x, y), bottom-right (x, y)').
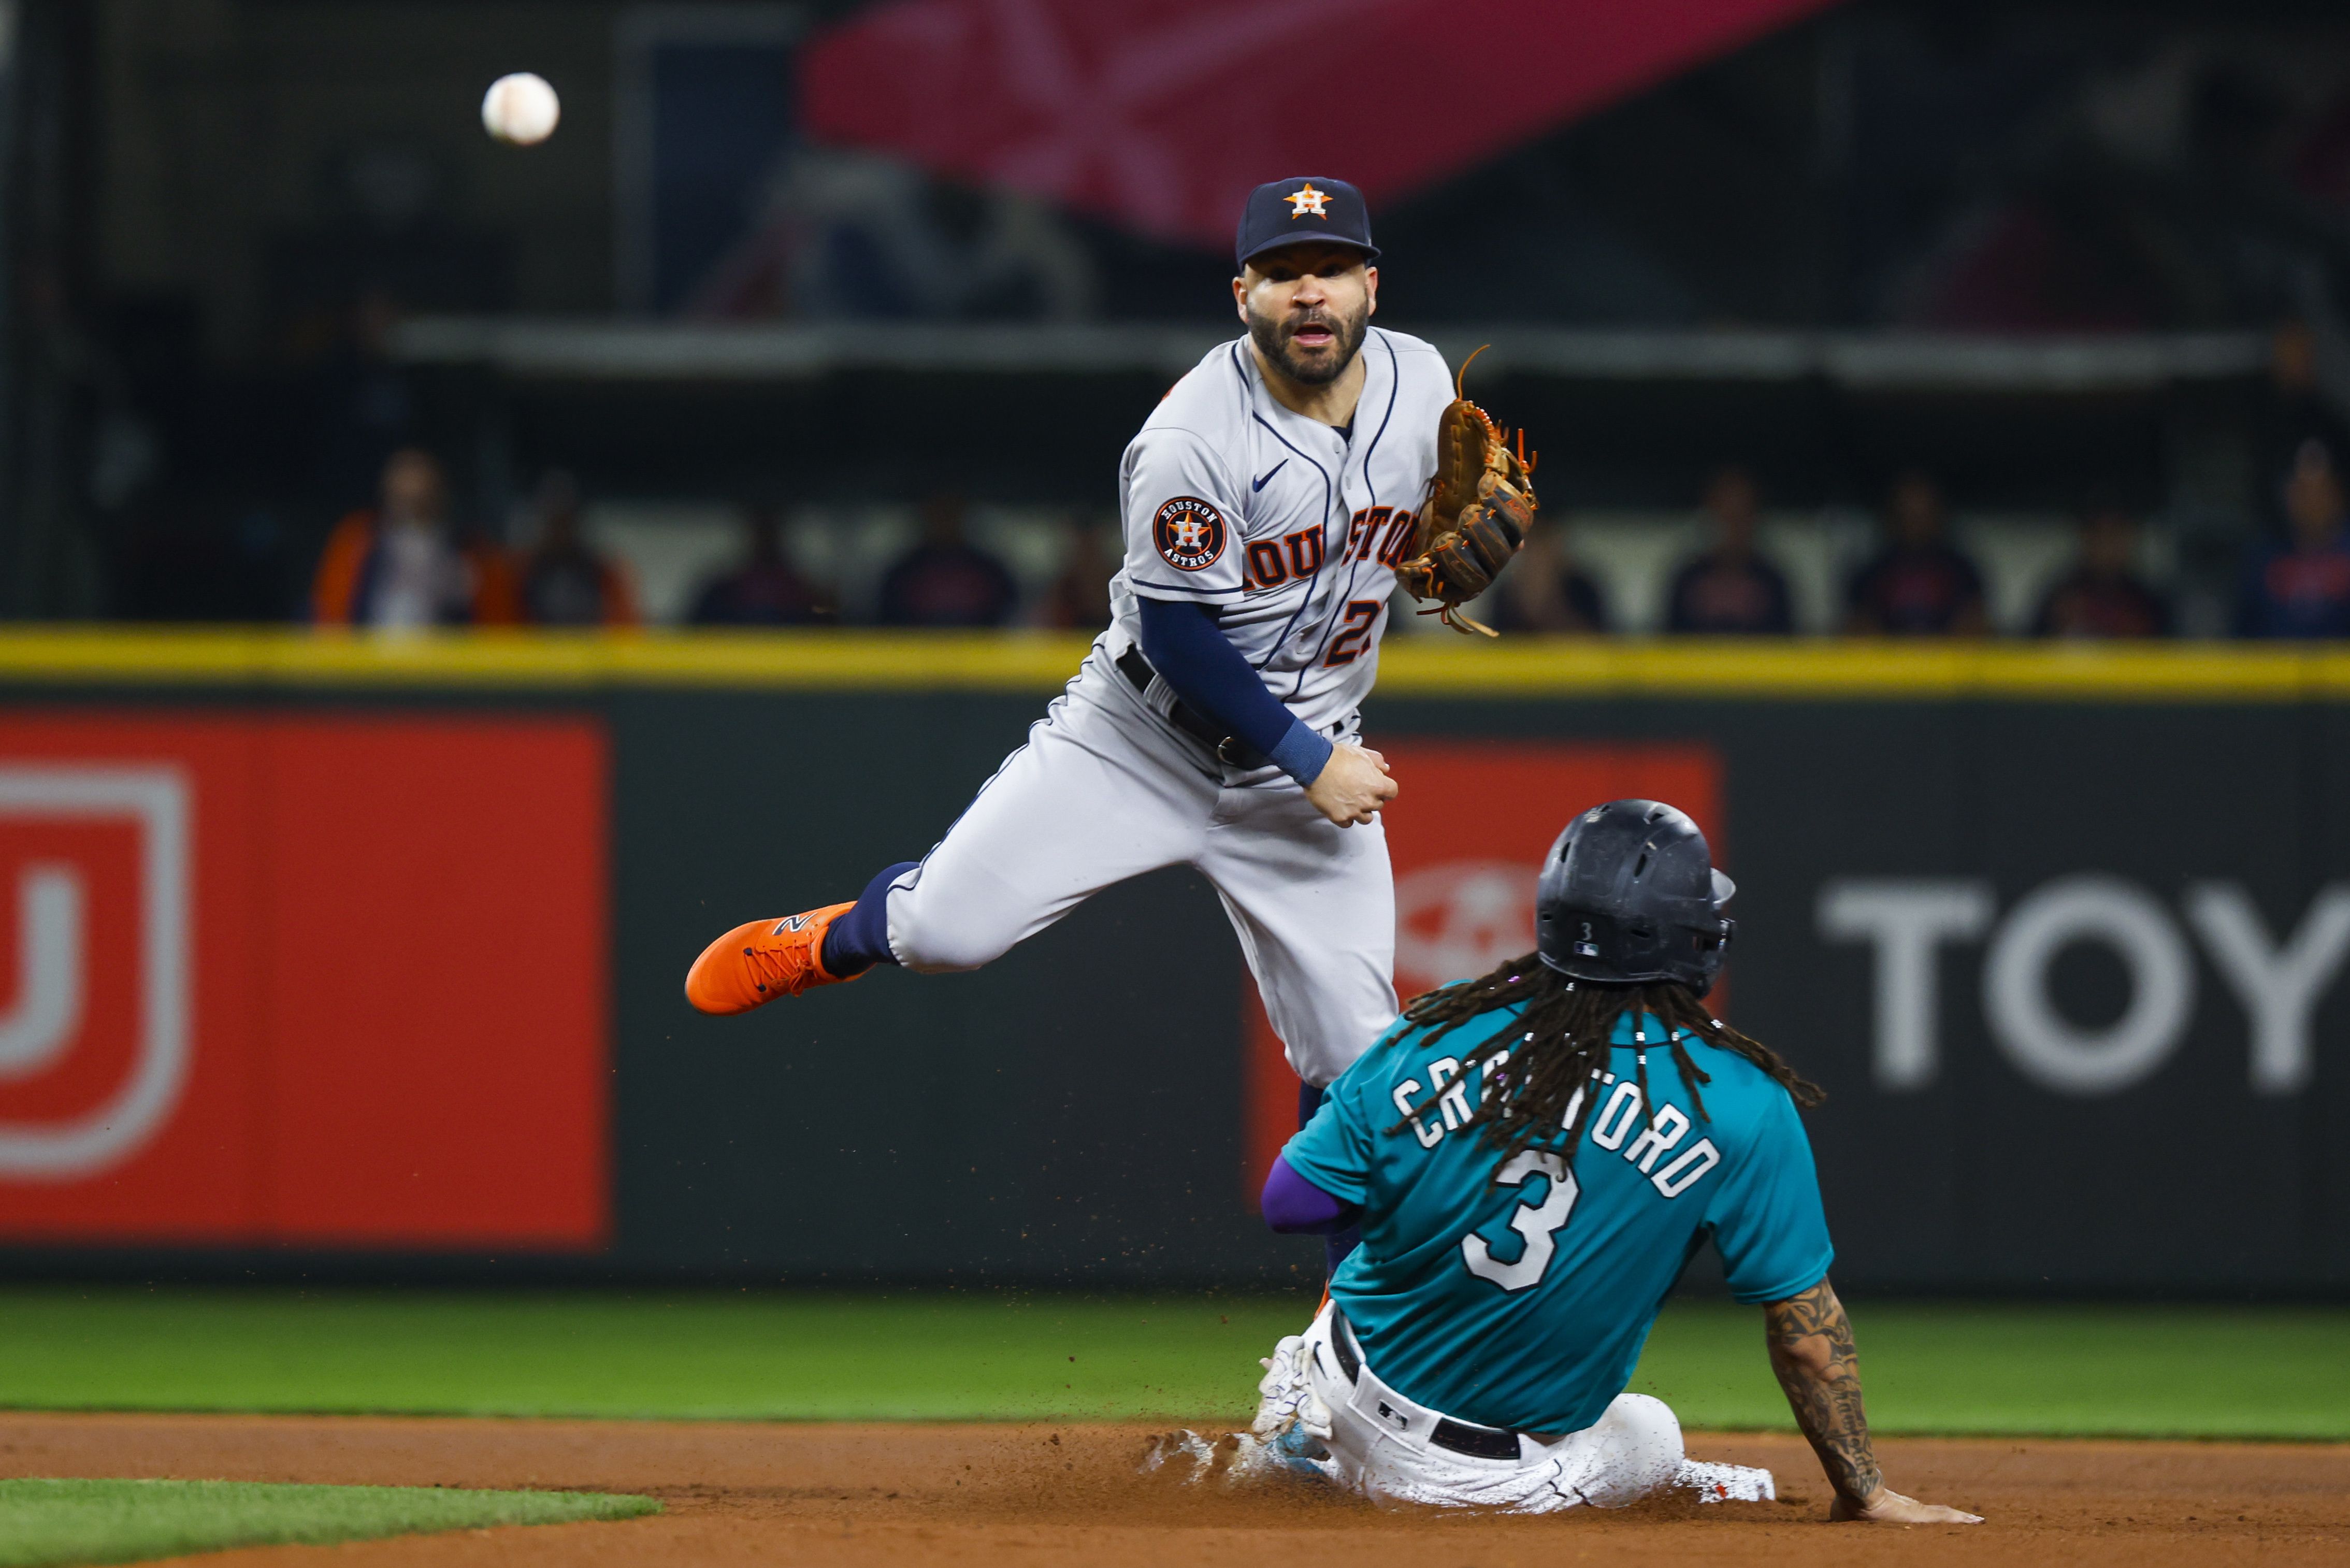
top-left (880, 636), bottom-right (1399, 1088)
top-left (1286, 1300), bottom-right (1768, 1512)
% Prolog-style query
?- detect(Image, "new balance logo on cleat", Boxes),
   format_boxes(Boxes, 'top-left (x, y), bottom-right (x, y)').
top-left (687, 902), bottom-right (861, 1014)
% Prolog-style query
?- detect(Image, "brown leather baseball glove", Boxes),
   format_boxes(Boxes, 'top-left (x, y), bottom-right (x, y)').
top-left (1397, 349), bottom-right (1537, 636)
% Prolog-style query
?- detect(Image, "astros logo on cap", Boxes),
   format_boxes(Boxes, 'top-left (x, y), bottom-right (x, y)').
top-left (1285, 183), bottom-right (1330, 219)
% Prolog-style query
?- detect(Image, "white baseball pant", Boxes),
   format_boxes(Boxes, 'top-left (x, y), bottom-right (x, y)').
top-left (1278, 1301), bottom-right (1769, 1512)
top-left (881, 638), bottom-right (1398, 1088)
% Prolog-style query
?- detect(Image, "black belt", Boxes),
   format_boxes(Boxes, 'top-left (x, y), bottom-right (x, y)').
top-left (1328, 1308), bottom-right (1526, 1462)
top-left (1116, 646), bottom-right (1267, 770)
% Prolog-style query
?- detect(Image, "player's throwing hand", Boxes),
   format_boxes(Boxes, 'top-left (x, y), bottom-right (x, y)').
top-left (1304, 743), bottom-right (1396, 827)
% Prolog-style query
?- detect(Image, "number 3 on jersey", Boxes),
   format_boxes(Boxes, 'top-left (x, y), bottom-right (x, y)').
top-left (1461, 1150), bottom-right (1579, 1291)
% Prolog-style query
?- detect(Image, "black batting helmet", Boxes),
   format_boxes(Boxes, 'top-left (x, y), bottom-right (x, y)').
top-left (1535, 799), bottom-right (1735, 991)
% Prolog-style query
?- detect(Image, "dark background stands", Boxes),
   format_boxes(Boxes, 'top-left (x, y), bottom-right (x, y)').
top-left (1843, 472), bottom-right (1988, 637)
top-left (2236, 439), bottom-right (2350, 639)
top-left (1034, 517), bottom-right (1114, 631)
top-left (1666, 467), bottom-right (1794, 635)
top-left (689, 507), bottom-right (833, 626)
top-left (2033, 500), bottom-right (2169, 638)
top-left (516, 470), bottom-right (637, 627)
top-left (1486, 518), bottom-right (1609, 634)
top-left (2254, 323), bottom-right (2350, 517)
top-left (309, 447), bottom-right (514, 627)
top-left (877, 493), bottom-right (1020, 628)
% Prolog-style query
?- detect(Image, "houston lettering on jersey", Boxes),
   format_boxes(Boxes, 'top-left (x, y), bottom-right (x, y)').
top-left (1241, 524), bottom-right (1326, 589)
top-left (1347, 506), bottom-right (1423, 566)
top-left (1243, 508), bottom-right (1418, 589)
top-left (1112, 328), bottom-right (1457, 733)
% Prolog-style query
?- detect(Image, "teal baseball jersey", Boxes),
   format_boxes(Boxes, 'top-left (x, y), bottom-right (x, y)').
top-left (1282, 1002), bottom-right (1832, 1434)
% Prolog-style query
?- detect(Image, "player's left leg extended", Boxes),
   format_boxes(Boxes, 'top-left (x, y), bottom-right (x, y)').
top-left (687, 649), bottom-right (1214, 1014)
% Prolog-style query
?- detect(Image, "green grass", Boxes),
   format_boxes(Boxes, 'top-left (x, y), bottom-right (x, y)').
top-left (1629, 1300), bottom-right (2350, 1441)
top-left (0, 1288), bottom-right (1307, 1423)
top-left (0, 1478), bottom-right (656, 1568)
top-left (0, 1287), bottom-right (2340, 1439)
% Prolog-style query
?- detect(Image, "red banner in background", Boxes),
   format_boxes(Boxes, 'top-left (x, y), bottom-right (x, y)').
top-left (0, 715), bottom-right (609, 1251)
top-left (1244, 740), bottom-right (1723, 1202)
top-left (800, 0), bottom-right (1841, 249)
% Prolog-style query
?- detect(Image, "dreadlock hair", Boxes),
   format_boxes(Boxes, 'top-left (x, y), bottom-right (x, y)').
top-left (1388, 953), bottom-right (1823, 1185)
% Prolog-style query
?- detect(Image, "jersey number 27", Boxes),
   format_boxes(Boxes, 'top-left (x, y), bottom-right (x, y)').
top-left (1461, 1150), bottom-right (1580, 1292)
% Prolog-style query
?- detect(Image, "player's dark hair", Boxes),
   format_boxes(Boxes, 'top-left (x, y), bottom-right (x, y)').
top-left (1387, 954), bottom-right (1822, 1182)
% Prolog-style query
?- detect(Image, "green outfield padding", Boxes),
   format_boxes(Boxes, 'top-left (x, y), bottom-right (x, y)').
top-left (0, 1478), bottom-right (656, 1568)
top-left (0, 1288), bottom-right (2339, 1440)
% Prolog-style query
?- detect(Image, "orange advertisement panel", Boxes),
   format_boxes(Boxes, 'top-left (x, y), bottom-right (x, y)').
top-left (1244, 739), bottom-right (1724, 1201)
top-left (0, 714), bottom-right (610, 1250)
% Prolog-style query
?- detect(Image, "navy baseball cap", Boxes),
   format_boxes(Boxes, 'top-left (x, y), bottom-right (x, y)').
top-left (1235, 176), bottom-right (1378, 271)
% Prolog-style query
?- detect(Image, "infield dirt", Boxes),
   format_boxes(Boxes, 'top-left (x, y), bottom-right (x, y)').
top-left (0, 1412), bottom-right (2339, 1567)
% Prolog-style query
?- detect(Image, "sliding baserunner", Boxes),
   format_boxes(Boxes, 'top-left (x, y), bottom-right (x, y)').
top-left (1165, 800), bottom-right (1982, 1522)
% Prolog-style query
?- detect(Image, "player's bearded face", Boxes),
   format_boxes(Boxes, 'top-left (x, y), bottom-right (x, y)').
top-left (1244, 263), bottom-right (1372, 386)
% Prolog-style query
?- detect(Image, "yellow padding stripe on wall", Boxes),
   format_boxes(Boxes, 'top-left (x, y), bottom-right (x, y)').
top-left (0, 628), bottom-right (2343, 700)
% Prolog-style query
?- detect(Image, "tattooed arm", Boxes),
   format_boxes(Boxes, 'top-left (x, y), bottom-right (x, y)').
top-left (1763, 1279), bottom-right (1982, 1525)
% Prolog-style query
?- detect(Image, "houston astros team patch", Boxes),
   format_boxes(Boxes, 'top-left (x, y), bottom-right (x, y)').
top-left (1154, 496), bottom-right (1227, 572)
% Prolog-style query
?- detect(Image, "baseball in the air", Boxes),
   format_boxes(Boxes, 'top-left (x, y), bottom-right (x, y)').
top-left (481, 73), bottom-right (560, 146)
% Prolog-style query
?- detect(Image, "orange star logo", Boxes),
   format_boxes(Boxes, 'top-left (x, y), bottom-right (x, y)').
top-left (1285, 183), bottom-right (1330, 219)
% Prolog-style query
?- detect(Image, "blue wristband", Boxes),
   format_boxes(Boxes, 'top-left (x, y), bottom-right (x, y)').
top-left (1268, 718), bottom-right (1335, 788)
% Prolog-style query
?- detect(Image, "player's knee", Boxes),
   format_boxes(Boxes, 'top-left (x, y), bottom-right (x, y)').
top-left (1579, 1393), bottom-right (1685, 1507)
top-left (887, 904), bottom-right (1008, 974)
top-left (1603, 1392), bottom-right (1683, 1455)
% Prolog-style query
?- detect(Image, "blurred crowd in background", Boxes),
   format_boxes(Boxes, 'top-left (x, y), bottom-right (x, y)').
top-left (21, 0), bottom-right (2350, 640)
top-left (284, 395), bottom-right (2350, 641)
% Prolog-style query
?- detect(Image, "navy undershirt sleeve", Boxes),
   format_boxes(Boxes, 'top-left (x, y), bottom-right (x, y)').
top-left (1134, 596), bottom-right (1333, 786)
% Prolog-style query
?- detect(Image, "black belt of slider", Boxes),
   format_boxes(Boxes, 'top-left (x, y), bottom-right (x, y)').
top-left (1116, 646), bottom-right (1268, 770)
top-left (1328, 1307), bottom-right (1525, 1462)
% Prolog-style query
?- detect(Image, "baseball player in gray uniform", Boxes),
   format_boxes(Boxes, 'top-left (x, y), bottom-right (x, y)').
top-left (687, 177), bottom-right (1510, 1139)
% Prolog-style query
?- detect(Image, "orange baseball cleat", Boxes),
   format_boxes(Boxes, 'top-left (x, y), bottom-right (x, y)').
top-left (685, 902), bottom-right (861, 1014)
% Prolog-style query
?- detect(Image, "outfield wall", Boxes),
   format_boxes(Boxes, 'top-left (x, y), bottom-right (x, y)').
top-left (0, 631), bottom-right (2342, 1293)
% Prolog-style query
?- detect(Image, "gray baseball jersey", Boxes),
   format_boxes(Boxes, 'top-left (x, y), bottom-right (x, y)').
top-left (878, 326), bottom-right (1451, 1086)
top-left (1112, 326), bottom-right (1455, 734)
